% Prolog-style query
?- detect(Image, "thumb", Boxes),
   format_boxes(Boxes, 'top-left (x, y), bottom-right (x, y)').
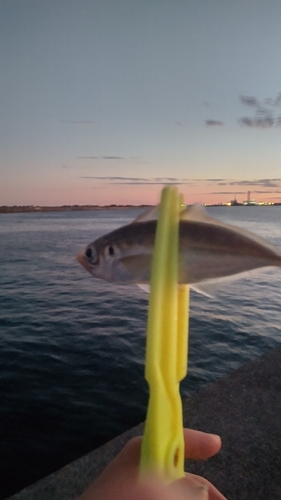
top-left (171, 477), bottom-right (209, 500)
top-left (122, 477), bottom-right (208, 500)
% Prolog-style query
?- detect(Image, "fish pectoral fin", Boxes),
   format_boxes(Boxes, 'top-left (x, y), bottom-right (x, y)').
top-left (190, 275), bottom-right (235, 297)
top-left (190, 269), bottom-right (256, 297)
top-left (190, 281), bottom-right (217, 297)
top-left (139, 280), bottom-right (216, 297)
top-left (137, 284), bottom-right (150, 293)
top-left (132, 205), bottom-right (159, 222)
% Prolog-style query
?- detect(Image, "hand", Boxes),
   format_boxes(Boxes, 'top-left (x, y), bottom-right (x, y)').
top-left (78, 428), bottom-right (226, 500)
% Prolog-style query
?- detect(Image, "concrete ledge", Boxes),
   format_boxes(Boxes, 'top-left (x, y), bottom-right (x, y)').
top-left (7, 346), bottom-right (281, 500)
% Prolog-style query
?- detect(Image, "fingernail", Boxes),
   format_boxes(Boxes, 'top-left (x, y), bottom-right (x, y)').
top-left (210, 433), bottom-right (221, 441)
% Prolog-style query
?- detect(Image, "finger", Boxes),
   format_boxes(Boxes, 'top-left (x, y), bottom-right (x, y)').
top-left (183, 428), bottom-right (222, 460)
top-left (184, 473), bottom-right (227, 500)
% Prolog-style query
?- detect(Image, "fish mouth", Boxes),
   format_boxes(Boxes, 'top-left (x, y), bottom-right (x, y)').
top-left (76, 250), bottom-right (93, 272)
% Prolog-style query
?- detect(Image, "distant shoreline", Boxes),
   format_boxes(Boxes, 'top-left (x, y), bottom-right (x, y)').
top-left (1, 203), bottom-right (281, 214)
top-left (0, 205), bottom-right (152, 214)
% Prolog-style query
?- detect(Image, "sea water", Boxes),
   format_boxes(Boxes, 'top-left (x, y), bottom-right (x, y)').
top-left (1, 207), bottom-right (281, 498)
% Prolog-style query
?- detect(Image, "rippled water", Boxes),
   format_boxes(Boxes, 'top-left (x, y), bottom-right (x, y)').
top-left (1, 207), bottom-right (281, 498)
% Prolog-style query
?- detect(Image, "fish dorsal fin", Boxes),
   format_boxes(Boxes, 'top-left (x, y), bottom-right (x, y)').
top-left (181, 205), bottom-right (281, 258)
top-left (135, 204), bottom-right (219, 225)
top-left (180, 205), bottom-right (222, 226)
top-left (133, 206), bottom-right (159, 223)
top-left (134, 204), bottom-right (215, 224)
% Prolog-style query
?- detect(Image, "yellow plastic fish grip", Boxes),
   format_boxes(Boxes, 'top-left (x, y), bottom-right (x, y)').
top-left (140, 186), bottom-right (189, 481)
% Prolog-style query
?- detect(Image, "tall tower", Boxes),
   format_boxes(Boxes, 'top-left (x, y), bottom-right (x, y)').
top-left (247, 191), bottom-right (250, 204)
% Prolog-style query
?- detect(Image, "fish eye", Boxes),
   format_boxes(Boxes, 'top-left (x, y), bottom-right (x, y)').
top-left (108, 245), bottom-right (114, 256)
top-left (85, 247), bottom-right (92, 258)
top-left (85, 246), bottom-right (98, 264)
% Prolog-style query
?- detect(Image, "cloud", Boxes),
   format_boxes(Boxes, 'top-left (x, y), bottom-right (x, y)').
top-left (224, 179), bottom-right (281, 188)
top-left (238, 92), bottom-right (281, 128)
top-left (61, 120), bottom-right (93, 125)
top-left (239, 116), bottom-right (275, 128)
top-left (239, 117), bottom-right (253, 127)
top-left (210, 191), bottom-right (246, 195)
top-left (263, 95), bottom-right (281, 107)
top-left (191, 178), bottom-right (228, 183)
top-left (256, 106), bottom-right (271, 116)
top-left (251, 190), bottom-right (281, 194)
top-left (111, 181), bottom-right (188, 185)
top-left (274, 92), bottom-right (281, 106)
top-left (78, 156), bottom-right (126, 160)
top-left (211, 187), bottom-right (281, 195)
top-left (79, 176), bottom-right (193, 185)
top-left (78, 176), bottom-right (281, 191)
top-left (103, 156), bottom-right (123, 160)
top-left (276, 115), bottom-right (281, 127)
top-left (240, 95), bottom-right (259, 107)
top-left (205, 178), bottom-right (227, 182)
top-left (264, 98), bottom-right (274, 106)
top-left (205, 119), bottom-right (224, 126)
top-left (81, 176), bottom-right (147, 181)
top-left (211, 178), bottom-right (281, 190)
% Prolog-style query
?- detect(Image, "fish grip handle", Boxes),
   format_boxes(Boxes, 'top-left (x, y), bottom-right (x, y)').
top-left (140, 186), bottom-right (189, 481)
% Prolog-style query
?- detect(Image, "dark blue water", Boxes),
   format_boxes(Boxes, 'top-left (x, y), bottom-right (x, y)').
top-left (1, 207), bottom-right (281, 498)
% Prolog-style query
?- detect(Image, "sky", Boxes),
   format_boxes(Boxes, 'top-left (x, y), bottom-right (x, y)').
top-left (1, 0), bottom-right (281, 206)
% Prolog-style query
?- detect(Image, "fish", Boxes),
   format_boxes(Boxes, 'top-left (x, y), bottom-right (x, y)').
top-left (76, 205), bottom-right (281, 295)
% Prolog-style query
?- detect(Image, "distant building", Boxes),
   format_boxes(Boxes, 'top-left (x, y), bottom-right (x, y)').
top-left (243, 191), bottom-right (257, 205)
top-left (230, 195), bottom-right (239, 206)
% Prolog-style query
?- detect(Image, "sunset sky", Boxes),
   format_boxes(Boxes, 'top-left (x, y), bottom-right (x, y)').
top-left (1, 0), bottom-right (281, 206)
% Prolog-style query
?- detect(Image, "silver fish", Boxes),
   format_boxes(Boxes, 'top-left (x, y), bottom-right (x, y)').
top-left (76, 205), bottom-right (281, 295)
